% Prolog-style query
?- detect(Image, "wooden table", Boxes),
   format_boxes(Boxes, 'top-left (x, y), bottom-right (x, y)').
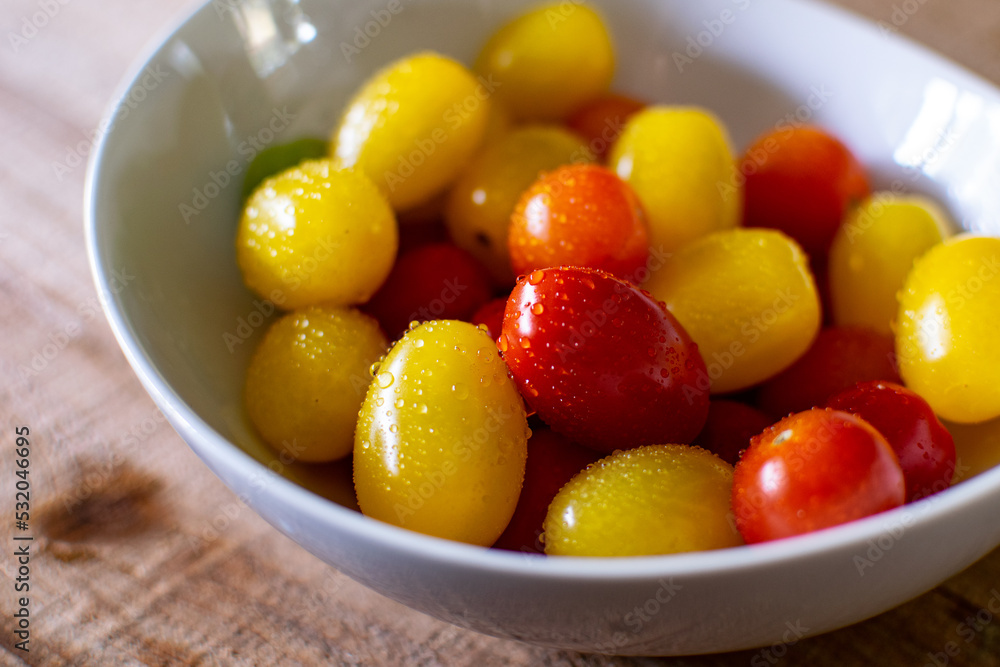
top-left (2, 0), bottom-right (1000, 664)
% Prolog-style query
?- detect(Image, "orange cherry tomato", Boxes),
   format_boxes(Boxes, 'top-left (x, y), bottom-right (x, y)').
top-left (508, 164), bottom-right (649, 281)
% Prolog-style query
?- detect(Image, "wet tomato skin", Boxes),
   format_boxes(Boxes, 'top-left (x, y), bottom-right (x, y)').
top-left (732, 408), bottom-right (905, 544)
top-left (828, 381), bottom-right (956, 502)
top-left (501, 266), bottom-right (710, 453)
top-left (508, 164), bottom-right (649, 281)
top-left (492, 428), bottom-right (601, 554)
top-left (692, 400), bottom-right (774, 466)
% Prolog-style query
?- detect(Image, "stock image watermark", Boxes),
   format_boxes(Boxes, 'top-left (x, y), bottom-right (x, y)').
top-left (671, 0), bottom-right (754, 73)
top-left (392, 403), bottom-right (516, 524)
top-left (682, 287), bottom-right (802, 405)
top-left (339, 0), bottom-right (410, 62)
top-left (382, 75), bottom-right (500, 195)
top-left (51, 64), bottom-right (170, 181)
top-left (187, 440), bottom-right (306, 552)
top-left (924, 588), bottom-right (1000, 667)
top-left (592, 578), bottom-right (683, 655)
top-left (11, 425), bottom-right (33, 653)
top-left (180, 106), bottom-right (296, 224)
top-left (717, 84), bottom-right (835, 201)
top-left (8, 0), bottom-right (73, 53)
top-left (17, 267), bottom-right (134, 381)
top-left (878, 0), bottom-right (931, 36)
top-left (853, 458), bottom-right (971, 576)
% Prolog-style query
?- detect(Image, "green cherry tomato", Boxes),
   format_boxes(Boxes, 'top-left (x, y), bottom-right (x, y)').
top-left (241, 137), bottom-right (329, 201)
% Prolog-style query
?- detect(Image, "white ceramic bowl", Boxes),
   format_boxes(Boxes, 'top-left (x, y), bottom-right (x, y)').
top-left (86, 0), bottom-right (1000, 655)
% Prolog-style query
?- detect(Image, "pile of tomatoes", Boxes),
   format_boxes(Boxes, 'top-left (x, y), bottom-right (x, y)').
top-left (234, 2), bottom-right (1000, 557)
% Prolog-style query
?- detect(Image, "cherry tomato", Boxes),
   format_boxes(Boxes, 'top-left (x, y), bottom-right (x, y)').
top-left (445, 125), bottom-right (593, 285)
top-left (896, 235), bottom-right (1000, 424)
top-left (493, 428), bottom-right (600, 554)
top-left (471, 297), bottom-right (509, 341)
top-left (475, 3), bottom-right (614, 121)
top-left (332, 52), bottom-right (491, 211)
top-left (508, 164), bottom-right (649, 280)
top-left (609, 107), bottom-right (741, 254)
top-left (500, 266), bottom-right (709, 453)
top-left (363, 243), bottom-right (493, 339)
top-left (732, 409), bottom-right (905, 544)
top-left (566, 93), bottom-right (645, 161)
top-left (354, 321), bottom-right (530, 546)
top-left (693, 400), bottom-right (774, 466)
top-left (828, 381), bottom-right (956, 502)
top-left (237, 160), bottom-right (398, 309)
top-left (245, 306), bottom-right (388, 462)
top-left (740, 125), bottom-right (870, 259)
top-left (543, 444), bottom-right (742, 556)
top-left (644, 228), bottom-right (821, 394)
top-left (756, 326), bottom-right (901, 419)
top-left (828, 195), bottom-right (949, 334)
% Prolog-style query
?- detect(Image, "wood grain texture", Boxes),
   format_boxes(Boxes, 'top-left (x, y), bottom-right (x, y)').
top-left (2, 0), bottom-right (1000, 665)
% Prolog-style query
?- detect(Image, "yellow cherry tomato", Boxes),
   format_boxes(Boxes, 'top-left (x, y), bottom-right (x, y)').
top-left (475, 3), bottom-right (614, 121)
top-left (645, 228), bottom-right (821, 394)
top-left (237, 160), bottom-right (397, 309)
top-left (830, 194), bottom-right (949, 334)
top-left (896, 235), bottom-right (1000, 423)
top-left (354, 320), bottom-right (530, 546)
top-left (445, 125), bottom-right (593, 284)
top-left (543, 445), bottom-right (742, 557)
top-left (609, 107), bottom-right (741, 255)
top-left (245, 306), bottom-right (388, 463)
top-left (333, 52), bottom-right (491, 212)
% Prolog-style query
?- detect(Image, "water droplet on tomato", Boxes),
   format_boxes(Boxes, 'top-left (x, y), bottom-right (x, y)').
top-left (377, 371), bottom-right (394, 388)
top-left (528, 269), bottom-right (546, 285)
top-left (532, 303), bottom-right (545, 315)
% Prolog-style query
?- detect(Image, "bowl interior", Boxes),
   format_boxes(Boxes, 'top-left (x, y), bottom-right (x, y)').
top-left (88, 0), bottom-right (1000, 654)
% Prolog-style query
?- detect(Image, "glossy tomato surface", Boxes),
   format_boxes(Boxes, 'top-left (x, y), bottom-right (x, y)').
top-left (828, 381), bottom-right (957, 502)
top-left (501, 267), bottom-right (709, 452)
top-left (732, 409), bottom-right (905, 544)
top-left (508, 164), bottom-right (649, 280)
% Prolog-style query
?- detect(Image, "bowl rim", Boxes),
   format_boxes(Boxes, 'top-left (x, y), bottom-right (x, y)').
top-left (85, 0), bottom-right (1000, 583)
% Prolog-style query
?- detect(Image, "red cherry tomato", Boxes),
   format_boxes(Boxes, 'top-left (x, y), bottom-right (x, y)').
top-left (732, 408), bottom-right (905, 543)
top-left (692, 400), bottom-right (774, 466)
top-left (501, 266), bottom-right (709, 452)
top-left (508, 164), bottom-right (649, 281)
top-left (566, 93), bottom-right (646, 161)
top-left (363, 243), bottom-right (493, 338)
top-left (828, 381), bottom-right (956, 502)
top-left (756, 326), bottom-right (900, 419)
top-left (492, 428), bottom-right (600, 554)
top-left (397, 218), bottom-right (450, 254)
top-left (471, 296), bottom-right (508, 341)
top-left (740, 126), bottom-right (870, 260)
